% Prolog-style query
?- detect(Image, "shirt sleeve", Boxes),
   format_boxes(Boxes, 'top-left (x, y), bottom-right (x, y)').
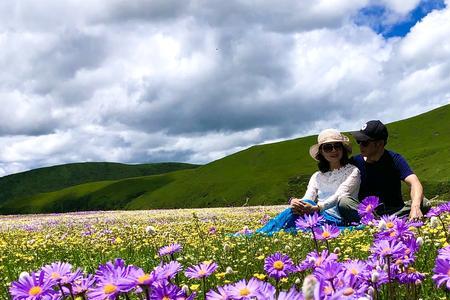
top-left (391, 152), bottom-right (414, 180)
top-left (320, 167), bottom-right (361, 211)
top-left (302, 172), bottom-right (318, 202)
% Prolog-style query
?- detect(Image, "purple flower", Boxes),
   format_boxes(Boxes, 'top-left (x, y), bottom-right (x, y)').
top-left (118, 267), bottom-right (158, 292)
top-left (297, 249), bottom-right (338, 271)
top-left (236, 226), bottom-right (254, 235)
top-left (88, 259), bottom-right (136, 299)
top-left (358, 196), bottom-right (380, 223)
top-left (358, 196), bottom-right (380, 213)
top-left (433, 257), bottom-right (450, 289)
top-left (157, 261), bottom-right (183, 281)
top-left (377, 215), bottom-right (401, 231)
top-left (313, 224), bottom-right (340, 240)
top-left (295, 212), bottom-right (324, 230)
top-left (185, 262), bottom-right (218, 279)
top-left (371, 239), bottom-right (407, 260)
top-left (260, 214), bottom-right (271, 225)
top-left (263, 252), bottom-right (295, 280)
top-left (314, 261), bottom-right (343, 281)
top-left (71, 275), bottom-right (96, 296)
top-left (227, 278), bottom-right (263, 300)
top-left (342, 260), bottom-right (367, 278)
top-left (426, 202), bottom-right (450, 218)
top-left (151, 282), bottom-right (185, 300)
top-left (438, 245), bottom-right (450, 259)
top-left (206, 285), bottom-right (230, 300)
top-left (397, 267), bottom-right (425, 284)
top-left (277, 286), bottom-right (304, 300)
top-left (9, 271), bottom-right (56, 300)
top-left (41, 262), bottom-right (82, 285)
top-left (251, 282), bottom-right (275, 300)
top-left (158, 243), bottom-right (182, 257)
top-left (375, 217), bottom-right (414, 243)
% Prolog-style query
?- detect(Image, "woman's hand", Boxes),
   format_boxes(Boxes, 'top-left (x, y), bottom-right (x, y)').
top-left (290, 198), bottom-right (319, 215)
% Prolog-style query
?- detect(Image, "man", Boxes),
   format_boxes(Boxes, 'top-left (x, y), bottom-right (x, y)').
top-left (338, 120), bottom-right (429, 222)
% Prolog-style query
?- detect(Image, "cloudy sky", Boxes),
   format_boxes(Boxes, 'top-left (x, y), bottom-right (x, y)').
top-left (0, 0), bottom-right (449, 176)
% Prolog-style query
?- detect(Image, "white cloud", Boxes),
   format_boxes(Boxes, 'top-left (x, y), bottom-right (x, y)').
top-left (0, 1), bottom-right (449, 175)
top-left (380, 0), bottom-right (421, 15)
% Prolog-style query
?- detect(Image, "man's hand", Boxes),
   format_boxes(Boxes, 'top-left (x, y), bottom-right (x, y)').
top-left (409, 205), bottom-right (423, 220)
top-left (290, 198), bottom-right (319, 215)
top-left (405, 174), bottom-right (424, 220)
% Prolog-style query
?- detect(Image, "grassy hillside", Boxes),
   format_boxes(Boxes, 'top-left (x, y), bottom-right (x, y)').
top-left (1, 104), bottom-right (449, 214)
top-left (0, 162), bottom-right (199, 206)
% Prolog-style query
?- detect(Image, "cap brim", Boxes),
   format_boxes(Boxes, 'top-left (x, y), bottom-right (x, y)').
top-left (351, 131), bottom-right (371, 142)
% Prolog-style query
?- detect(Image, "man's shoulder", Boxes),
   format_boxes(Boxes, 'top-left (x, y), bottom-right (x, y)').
top-left (385, 150), bottom-right (409, 163)
top-left (385, 149), bottom-right (414, 178)
top-left (385, 149), bottom-right (404, 159)
top-left (350, 154), bottom-right (364, 165)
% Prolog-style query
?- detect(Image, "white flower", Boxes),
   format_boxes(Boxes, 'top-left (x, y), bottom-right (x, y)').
top-left (430, 217), bottom-right (439, 228)
top-left (145, 225), bottom-right (156, 235)
top-left (302, 275), bottom-right (318, 300)
top-left (19, 272), bottom-right (29, 280)
top-left (225, 266), bottom-right (234, 274)
top-left (416, 237), bottom-right (424, 246)
top-left (377, 220), bottom-right (386, 230)
top-left (181, 284), bottom-right (189, 294)
top-left (371, 270), bottom-right (379, 283)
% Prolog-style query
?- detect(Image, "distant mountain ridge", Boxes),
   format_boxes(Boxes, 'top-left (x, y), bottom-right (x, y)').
top-left (1, 104), bottom-right (449, 214)
top-left (0, 162), bottom-right (199, 209)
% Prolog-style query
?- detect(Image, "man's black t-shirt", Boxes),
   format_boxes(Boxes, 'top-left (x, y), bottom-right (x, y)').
top-left (351, 150), bottom-right (414, 214)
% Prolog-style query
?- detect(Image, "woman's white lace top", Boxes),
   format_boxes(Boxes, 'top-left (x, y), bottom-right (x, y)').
top-left (302, 164), bottom-right (360, 218)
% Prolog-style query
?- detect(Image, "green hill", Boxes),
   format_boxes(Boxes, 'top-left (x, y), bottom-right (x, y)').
top-left (0, 162), bottom-right (199, 209)
top-left (1, 104), bottom-right (449, 214)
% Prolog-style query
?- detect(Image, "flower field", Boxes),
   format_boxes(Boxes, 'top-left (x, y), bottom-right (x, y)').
top-left (1, 201), bottom-right (450, 299)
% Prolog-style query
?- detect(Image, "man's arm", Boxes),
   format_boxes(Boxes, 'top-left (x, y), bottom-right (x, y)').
top-left (404, 174), bottom-right (424, 219)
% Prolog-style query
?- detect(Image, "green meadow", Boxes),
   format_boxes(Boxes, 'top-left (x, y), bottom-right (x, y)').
top-left (0, 104), bottom-right (449, 214)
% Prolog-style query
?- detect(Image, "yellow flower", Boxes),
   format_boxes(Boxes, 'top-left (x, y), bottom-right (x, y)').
top-left (253, 273), bottom-right (267, 280)
top-left (190, 284), bottom-right (200, 291)
top-left (215, 272), bottom-right (226, 279)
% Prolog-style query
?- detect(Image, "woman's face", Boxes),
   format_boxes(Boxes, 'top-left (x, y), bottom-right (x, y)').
top-left (320, 142), bottom-right (343, 164)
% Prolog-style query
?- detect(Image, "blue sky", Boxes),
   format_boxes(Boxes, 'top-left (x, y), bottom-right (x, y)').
top-left (356, 0), bottom-right (446, 38)
top-left (0, 0), bottom-right (449, 176)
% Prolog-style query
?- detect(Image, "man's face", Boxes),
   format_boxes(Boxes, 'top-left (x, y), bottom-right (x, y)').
top-left (358, 139), bottom-right (383, 158)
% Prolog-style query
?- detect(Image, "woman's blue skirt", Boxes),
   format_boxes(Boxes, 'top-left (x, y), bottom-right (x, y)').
top-left (255, 200), bottom-right (345, 236)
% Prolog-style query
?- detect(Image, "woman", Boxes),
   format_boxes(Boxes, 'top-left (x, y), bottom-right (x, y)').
top-left (256, 128), bottom-right (360, 235)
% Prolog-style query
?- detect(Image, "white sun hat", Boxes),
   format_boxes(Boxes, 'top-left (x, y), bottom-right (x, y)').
top-left (309, 128), bottom-right (352, 161)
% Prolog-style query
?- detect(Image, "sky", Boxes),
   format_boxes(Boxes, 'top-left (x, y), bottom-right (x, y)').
top-left (0, 0), bottom-right (449, 176)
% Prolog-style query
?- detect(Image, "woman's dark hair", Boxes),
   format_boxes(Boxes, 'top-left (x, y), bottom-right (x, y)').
top-left (316, 143), bottom-right (350, 173)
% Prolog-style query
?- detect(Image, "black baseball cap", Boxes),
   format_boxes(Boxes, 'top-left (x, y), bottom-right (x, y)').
top-left (351, 120), bottom-right (388, 142)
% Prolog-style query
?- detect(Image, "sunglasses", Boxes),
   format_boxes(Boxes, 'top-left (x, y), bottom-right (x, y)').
top-left (321, 143), bottom-right (343, 153)
top-left (357, 140), bottom-right (373, 147)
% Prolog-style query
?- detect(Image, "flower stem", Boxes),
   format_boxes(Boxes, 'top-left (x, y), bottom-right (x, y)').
top-left (202, 277), bottom-right (206, 300)
top-left (310, 228), bottom-right (319, 252)
top-left (386, 257), bottom-right (393, 300)
top-left (144, 286), bottom-right (150, 300)
top-left (438, 216), bottom-right (449, 242)
top-left (58, 283), bottom-right (67, 299)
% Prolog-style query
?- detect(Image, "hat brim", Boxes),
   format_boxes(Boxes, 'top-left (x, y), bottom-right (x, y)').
top-left (309, 140), bottom-right (352, 161)
top-left (351, 131), bottom-right (372, 142)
